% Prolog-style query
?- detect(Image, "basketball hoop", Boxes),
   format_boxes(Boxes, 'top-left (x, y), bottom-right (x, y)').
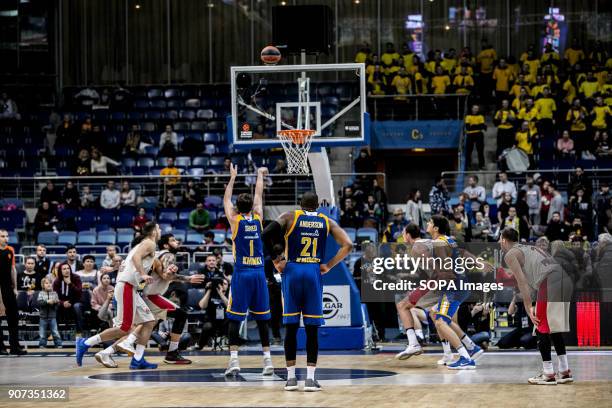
top-left (277, 129), bottom-right (316, 174)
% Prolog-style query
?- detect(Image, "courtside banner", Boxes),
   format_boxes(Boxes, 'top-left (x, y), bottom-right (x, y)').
top-left (322, 285), bottom-right (351, 326)
top-left (371, 120), bottom-right (462, 149)
top-left (358, 241), bottom-right (605, 303)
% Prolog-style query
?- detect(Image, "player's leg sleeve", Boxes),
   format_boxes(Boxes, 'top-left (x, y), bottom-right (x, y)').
top-left (256, 319), bottom-right (270, 348)
top-left (170, 308), bottom-right (187, 336)
top-left (536, 330), bottom-right (552, 361)
top-left (228, 319), bottom-right (241, 347)
top-left (305, 324), bottom-right (318, 365)
top-left (284, 323), bottom-right (299, 362)
top-left (550, 332), bottom-right (566, 356)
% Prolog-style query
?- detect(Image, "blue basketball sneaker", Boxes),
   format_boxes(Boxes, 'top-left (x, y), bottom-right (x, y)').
top-left (129, 357), bottom-right (158, 370)
top-left (447, 356), bottom-right (476, 370)
top-left (468, 345), bottom-right (484, 361)
top-left (75, 337), bottom-right (89, 367)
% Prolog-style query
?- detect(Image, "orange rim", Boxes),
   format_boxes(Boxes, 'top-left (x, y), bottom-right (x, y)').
top-left (277, 129), bottom-right (315, 145)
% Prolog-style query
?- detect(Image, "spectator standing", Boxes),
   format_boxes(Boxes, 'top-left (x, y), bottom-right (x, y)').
top-left (100, 180), bottom-right (120, 209)
top-left (17, 257), bottom-right (43, 291)
top-left (515, 190), bottom-right (532, 240)
top-left (521, 176), bottom-right (541, 226)
top-left (494, 100), bottom-right (516, 155)
top-left (37, 277), bottom-right (62, 348)
top-left (464, 105), bottom-right (487, 169)
top-left (159, 125), bottom-right (178, 157)
top-left (463, 175), bottom-right (486, 219)
top-left (405, 189), bottom-right (423, 228)
top-left (34, 245), bottom-right (52, 280)
top-left (56, 114), bottom-right (77, 146)
top-left (534, 87), bottom-right (556, 139)
top-left (566, 99), bottom-right (588, 156)
top-left (0, 230), bottom-right (26, 354)
top-left (568, 166), bottom-right (591, 197)
top-left (181, 180), bottom-right (200, 208)
top-left (119, 181), bottom-right (136, 207)
top-left (160, 157), bottom-right (181, 186)
top-left (546, 212), bottom-right (569, 241)
top-left (569, 188), bottom-right (593, 236)
top-left (189, 203), bottom-right (210, 232)
top-left (76, 255), bottom-right (99, 291)
top-left (539, 180), bottom-right (553, 225)
top-left (564, 38), bottom-right (585, 67)
top-left (90, 148), bottom-right (119, 175)
top-left (453, 65), bottom-right (475, 95)
top-left (429, 176), bottom-right (450, 216)
top-left (64, 245), bottom-right (83, 274)
top-left (497, 192), bottom-right (514, 225)
top-left (547, 184), bottom-right (565, 223)
top-left (492, 171), bottom-right (517, 205)
top-left (591, 96), bottom-right (610, 131)
top-left (477, 43), bottom-right (497, 102)
top-left (91, 272), bottom-right (114, 328)
top-left (515, 121), bottom-right (536, 168)
top-left (493, 59), bottom-right (514, 106)
top-left (53, 262), bottom-right (84, 337)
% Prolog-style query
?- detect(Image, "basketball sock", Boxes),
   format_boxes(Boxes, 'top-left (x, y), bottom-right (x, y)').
top-left (542, 360), bottom-right (554, 375)
top-left (415, 329), bottom-right (424, 340)
top-left (457, 346), bottom-right (470, 360)
top-left (100, 345), bottom-right (115, 355)
top-left (84, 335), bottom-right (102, 347)
top-left (230, 350), bottom-right (238, 359)
top-left (306, 366), bottom-right (316, 380)
top-left (461, 334), bottom-right (475, 351)
top-left (442, 341), bottom-right (452, 356)
top-left (168, 341), bottom-right (179, 352)
top-left (406, 328), bottom-right (418, 347)
top-left (558, 354), bottom-right (569, 372)
top-left (134, 344), bottom-right (145, 361)
top-left (263, 351), bottom-right (271, 359)
top-left (287, 366), bottom-right (296, 379)
top-left (125, 333), bottom-right (138, 345)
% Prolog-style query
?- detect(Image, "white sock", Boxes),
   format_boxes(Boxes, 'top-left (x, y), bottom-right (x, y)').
top-left (134, 344), bottom-right (145, 361)
top-left (100, 345), bottom-right (115, 355)
top-left (230, 350), bottom-right (238, 359)
top-left (168, 341), bottom-right (179, 352)
top-left (461, 334), bottom-right (475, 351)
top-left (457, 346), bottom-right (470, 360)
top-left (263, 351), bottom-right (271, 359)
top-left (287, 366), bottom-right (296, 379)
top-left (415, 329), bottom-right (424, 340)
top-left (306, 366), bottom-right (316, 380)
top-left (442, 341), bottom-right (452, 356)
top-left (558, 355), bottom-right (569, 372)
top-left (84, 335), bottom-right (102, 346)
top-left (542, 360), bottom-right (554, 375)
top-left (406, 328), bottom-right (418, 347)
top-left (125, 333), bottom-right (138, 345)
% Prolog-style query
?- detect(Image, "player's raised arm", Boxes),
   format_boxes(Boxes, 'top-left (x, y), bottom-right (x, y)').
top-left (224, 163), bottom-right (238, 226)
top-left (320, 219), bottom-right (353, 275)
top-left (504, 249), bottom-right (538, 325)
top-left (252, 167), bottom-right (268, 218)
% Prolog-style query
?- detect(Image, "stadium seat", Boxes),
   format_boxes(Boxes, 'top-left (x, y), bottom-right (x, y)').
top-left (178, 210), bottom-right (192, 220)
top-left (188, 168), bottom-right (204, 177)
top-left (57, 231), bottom-right (77, 246)
top-left (158, 210), bottom-right (178, 223)
top-left (172, 229), bottom-right (186, 242)
top-left (343, 227), bottom-right (357, 243)
top-left (117, 230), bottom-right (134, 246)
top-left (97, 230), bottom-right (117, 245)
top-left (203, 133), bottom-right (219, 143)
top-left (191, 121), bottom-right (207, 131)
top-left (78, 209), bottom-right (97, 231)
top-left (175, 156), bottom-right (191, 167)
top-left (144, 146), bottom-right (159, 156)
top-left (77, 231), bottom-right (97, 245)
top-left (205, 196), bottom-right (223, 208)
top-left (138, 157), bottom-right (155, 168)
top-left (186, 231), bottom-right (204, 244)
top-left (211, 229), bottom-right (226, 244)
top-left (98, 209), bottom-right (116, 226)
top-left (173, 219), bottom-right (189, 229)
top-left (187, 288), bottom-right (205, 311)
top-left (196, 109), bottom-right (214, 119)
top-left (209, 156), bottom-right (224, 167)
top-left (192, 156), bottom-right (209, 167)
top-left (37, 231), bottom-right (57, 245)
top-left (356, 227), bottom-right (378, 244)
top-left (117, 208), bottom-right (137, 227)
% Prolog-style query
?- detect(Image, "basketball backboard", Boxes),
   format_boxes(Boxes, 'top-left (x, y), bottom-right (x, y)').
top-left (228, 63), bottom-right (369, 149)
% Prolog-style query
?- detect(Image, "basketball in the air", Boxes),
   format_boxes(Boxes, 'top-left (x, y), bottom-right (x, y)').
top-left (261, 45), bottom-right (281, 65)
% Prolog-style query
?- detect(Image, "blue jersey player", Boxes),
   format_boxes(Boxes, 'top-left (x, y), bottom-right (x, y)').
top-left (223, 163), bottom-right (274, 376)
top-left (263, 192), bottom-right (352, 392)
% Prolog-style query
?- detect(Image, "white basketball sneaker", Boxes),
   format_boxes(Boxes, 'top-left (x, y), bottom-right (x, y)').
top-left (115, 339), bottom-right (136, 356)
top-left (95, 351), bottom-right (118, 368)
top-left (395, 344), bottom-right (423, 360)
top-left (437, 354), bottom-right (455, 366)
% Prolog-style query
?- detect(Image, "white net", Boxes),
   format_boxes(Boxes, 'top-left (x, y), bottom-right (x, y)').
top-left (277, 130), bottom-right (315, 174)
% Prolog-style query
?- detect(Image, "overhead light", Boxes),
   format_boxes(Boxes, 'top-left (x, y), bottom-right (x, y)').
top-left (445, 24), bottom-right (450, 30)
top-left (135, 4), bottom-right (141, 9)
top-left (281, 1), bottom-right (286, 5)
top-left (354, 0), bottom-right (360, 4)
top-left (207, 2), bottom-right (214, 7)
top-left (412, 148), bottom-right (426, 152)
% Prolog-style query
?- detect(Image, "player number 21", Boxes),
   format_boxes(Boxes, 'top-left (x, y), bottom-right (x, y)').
top-left (300, 237), bottom-right (318, 257)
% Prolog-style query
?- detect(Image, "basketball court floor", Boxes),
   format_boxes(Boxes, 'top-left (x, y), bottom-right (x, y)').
top-left (1, 346), bottom-right (610, 408)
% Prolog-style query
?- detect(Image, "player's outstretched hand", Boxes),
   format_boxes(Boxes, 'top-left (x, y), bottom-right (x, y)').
top-left (320, 264), bottom-right (330, 275)
top-left (258, 166), bottom-right (268, 176)
top-left (167, 264), bottom-right (179, 274)
top-left (230, 163), bottom-right (238, 178)
top-left (141, 274), bottom-right (153, 285)
top-left (273, 257), bottom-right (287, 274)
top-left (189, 274), bottom-right (205, 284)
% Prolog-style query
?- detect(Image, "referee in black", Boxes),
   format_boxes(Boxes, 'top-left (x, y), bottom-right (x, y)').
top-left (0, 229), bottom-right (26, 355)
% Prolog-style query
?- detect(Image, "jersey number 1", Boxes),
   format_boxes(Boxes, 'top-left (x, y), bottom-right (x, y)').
top-left (300, 237), bottom-right (318, 257)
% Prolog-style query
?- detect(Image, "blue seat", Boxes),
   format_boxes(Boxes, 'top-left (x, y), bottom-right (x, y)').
top-left (159, 223), bottom-right (173, 233)
top-left (118, 207), bottom-right (137, 227)
top-left (187, 288), bottom-right (205, 309)
top-left (57, 231), bottom-right (77, 246)
top-left (356, 227), bottom-right (378, 243)
top-left (205, 196), bottom-right (223, 208)
top-left (344, 227), bottom-right (357, 243)
top-left (143, 146), bottom-right (159, 157)
top-left (37, 231), bottom-right (57, 245)
top-left (77, 231), bottom-right (97, 245)
top-left (149, 100), bottom-right (166, 109)
top-left (78, 209), bottom-right (97, 231)
top-left (117, 230), bottom-right (134, 246)
top-left (138, 157), bottom-right (155, 168)
top-left (1, 210), bottom-right (26, 230)
top-left (172, 229), bottom-right (186, 242)
top-left (188, 168), bottom-right (204, 177)
top-left (175, 156), bottom-right (191, 167)
top-left (132, 167), bottom-right (150, 176)
top-left (192, 157), bottom-right (209, 167)
top-left (174, 219), bottom-right (189, 229)
top-left (211, 229), bottom-right (226, 244)
top-left (209, 156), bottom-right (225, 167)
top-left (122, 158), bottom-right (136, 169)
top-left (203, 133), bottom-right (219, 143)
top-left (8, 231), bottom-right (19, 245)
top-left (97, 230), bottom-right (117, 245)
top-left (98, 209), bottom-right (116, 226)
top-left (186, 231), bottom-right (204, 244)
top-left (178, 210), bottom-right (192, 220)
top-left (179, 110), bottom-right (196, 120)
top-left (158, 210), bottom-right (178, 223)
